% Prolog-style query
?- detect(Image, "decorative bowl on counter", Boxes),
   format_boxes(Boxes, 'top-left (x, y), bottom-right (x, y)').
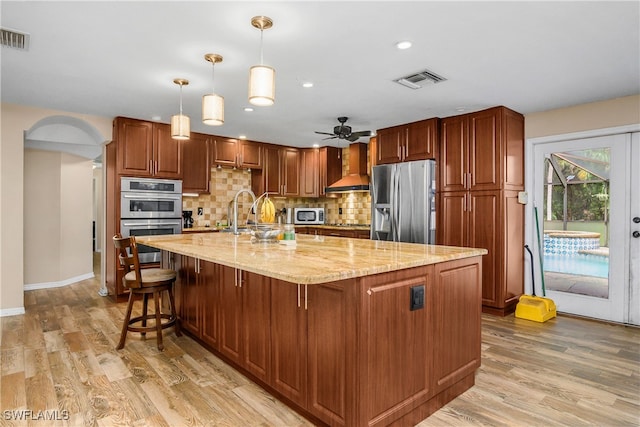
top-left (249, 223), bottom-right (283, 243)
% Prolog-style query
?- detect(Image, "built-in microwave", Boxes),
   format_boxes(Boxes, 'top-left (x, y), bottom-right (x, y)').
top-left (120, 177), bottom-right (183, 219)
top-left (294, 207), bottom-right (325, 225)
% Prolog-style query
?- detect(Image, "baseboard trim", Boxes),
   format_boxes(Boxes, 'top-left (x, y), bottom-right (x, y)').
top-left (24, 272), bottom-right (95, 291)
top-left (0, 307), bottom-right (26, 317)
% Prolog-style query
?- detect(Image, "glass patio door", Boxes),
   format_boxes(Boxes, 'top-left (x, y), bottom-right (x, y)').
top-left (533, 133), bottom-right (633, 323)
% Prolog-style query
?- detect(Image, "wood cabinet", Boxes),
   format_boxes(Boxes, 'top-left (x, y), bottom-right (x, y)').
top-left (437, 106), bottom-right (525, 316)
top-left (166, 252), bottom-right (483, 427)
top-left (319, 146), bottom-right (343, 197)
top-left (313, 227), bottom-right (369, 239)
top-left (218, 265), bottom-right (271, 383)
top-left (212, 138), bottom-right (263, 170)
top-left (440, 106), bottom-right (524, 192)
top-left (174, 256), bottom-right (219, 348)
top-left (252, 145), bottom-right (300, 197)
top-left (115, 117), bottom-right (182, 179)
top-left (376, 118), bottom-right (439, 165)
top-left (182, 133), bottom-right (211, 194)
top-left (300, 148), bottom-right (319, 197)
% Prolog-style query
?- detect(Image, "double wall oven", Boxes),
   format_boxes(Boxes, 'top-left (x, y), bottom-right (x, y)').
top-left (120, 177), bottom-right (182, 263)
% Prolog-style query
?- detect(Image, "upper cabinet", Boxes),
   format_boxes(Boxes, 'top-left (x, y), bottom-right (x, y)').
top-left (212, 138), bottom-right (263, 170)
top-left (440, 106), bottom-right (524, 193)
top-left (319, 146), bottom-right (342, 197)
top-left (252, 145), bottom-right (299, 197)
top-left (182, 133), bottom-right (211, 194)
top-left (115, 117), bottom-right (182, 179)
top-left (376, 118), bottom-right (439, 165)
top-left (300, 148), bottom-right (319, 198)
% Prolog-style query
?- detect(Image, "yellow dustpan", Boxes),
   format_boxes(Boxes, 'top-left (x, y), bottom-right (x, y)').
top-left (516, 244), bottom-right (557, 322)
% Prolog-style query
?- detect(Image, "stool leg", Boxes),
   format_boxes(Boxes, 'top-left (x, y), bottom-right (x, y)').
top-left (168, 284), bottom-right (181, 337)
top-left (154, 290), bottom-right (164, 351)
top-left (117, 291), bottom-right (135, 350)
top-left (141, 293), bottom-right (149, 340)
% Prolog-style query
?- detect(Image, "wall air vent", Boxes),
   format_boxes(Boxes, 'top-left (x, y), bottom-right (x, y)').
top-left (1, 28), bottom-right (30, 50)
top-left (394, 69), bottom-right (446, 90)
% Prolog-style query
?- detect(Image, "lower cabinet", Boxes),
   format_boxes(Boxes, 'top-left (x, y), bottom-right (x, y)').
top-left (172, 254), bottom-right (482, 426)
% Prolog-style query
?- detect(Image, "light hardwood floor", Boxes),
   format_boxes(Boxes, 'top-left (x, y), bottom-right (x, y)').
top-left (1, 266), bottom-right (638, 426)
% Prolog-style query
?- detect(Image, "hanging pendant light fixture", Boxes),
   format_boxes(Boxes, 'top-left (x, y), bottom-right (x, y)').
top-left (202, 53), bottom-right (224, 126)
top-left (248, 16), bottom-right (275, 106)
top-left (171, 78), bottom-right (190, 140)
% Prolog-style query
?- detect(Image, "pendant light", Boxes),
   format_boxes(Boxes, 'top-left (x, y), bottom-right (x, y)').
top-left (248, 16), bottom-right (275, 106)
top-left (171, 78), bottom-right (190, 140)
top-left (202, 53), bottom-right (224, 126)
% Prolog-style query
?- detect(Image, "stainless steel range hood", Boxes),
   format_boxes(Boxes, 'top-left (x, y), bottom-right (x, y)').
top-left (325, 143), bottom-right (369, 193)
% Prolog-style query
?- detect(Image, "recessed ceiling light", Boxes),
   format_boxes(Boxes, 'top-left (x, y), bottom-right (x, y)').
top-left (151, 115), bottom-right (161, 121)
top-left (239, 135), bottom-right (247, 140)
top-left (312, 143), bottom-right (319, 148)
top-left (396, 41), bottom-right (412, 50)
top-left (456, 107), bottom-right (466, 112)
top-left (302, 82), bottom-right (314, 88)
top-left (244, 107), bottom-right (254, 112)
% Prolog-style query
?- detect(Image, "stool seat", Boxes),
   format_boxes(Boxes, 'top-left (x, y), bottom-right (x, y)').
top-left (113, 234), bottom-right (181, 351)
top-left (124, 268), bottom-right (177, 286)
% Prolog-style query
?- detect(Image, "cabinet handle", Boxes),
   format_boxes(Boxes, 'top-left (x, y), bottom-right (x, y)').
top-left (397, 144), bottom-right (401, 160)
top-left (304, 284), bottom-right (308, 311)
top-left (155, 161), bottom-right (158, 175)
top-left (297, 284), bottom-right (301, 308)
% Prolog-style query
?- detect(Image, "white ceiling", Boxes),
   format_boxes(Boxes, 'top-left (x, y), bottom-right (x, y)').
top-left (2, 1), bottom-right (639, 149)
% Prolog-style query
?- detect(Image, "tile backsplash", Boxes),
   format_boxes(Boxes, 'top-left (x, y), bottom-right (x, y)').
top-left (183, 147), bottom-right (371, 226)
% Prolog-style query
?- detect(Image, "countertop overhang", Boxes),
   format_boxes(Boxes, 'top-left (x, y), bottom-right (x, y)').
top-left (137, 233), bottom-right (487, 285)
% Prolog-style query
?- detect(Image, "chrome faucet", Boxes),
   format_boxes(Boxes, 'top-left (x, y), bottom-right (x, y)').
top-left (232, 189), bottom-right (256, 234)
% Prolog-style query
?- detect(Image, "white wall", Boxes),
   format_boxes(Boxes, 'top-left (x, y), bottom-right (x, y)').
top-left (0, 103), bottom-right (111, 314)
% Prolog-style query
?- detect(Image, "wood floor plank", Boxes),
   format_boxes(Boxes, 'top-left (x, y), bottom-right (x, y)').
top-left (1, 371), bottom-right (26, 410)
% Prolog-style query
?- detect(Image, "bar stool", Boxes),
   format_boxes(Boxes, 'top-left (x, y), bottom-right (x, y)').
top-left (113, 234), bottom-right (181, 351)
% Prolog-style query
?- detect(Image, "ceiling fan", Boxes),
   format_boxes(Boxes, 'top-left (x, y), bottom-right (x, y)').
top-left (315, 117), bottom-right (372, 142)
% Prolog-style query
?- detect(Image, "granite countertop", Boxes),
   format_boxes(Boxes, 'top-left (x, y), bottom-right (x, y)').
top-left (137, 233), bottom-right (486, 285)
top-left (181, 226), bottom-right (220, 233)
top-left (297, 224), bottom-right (370, 231)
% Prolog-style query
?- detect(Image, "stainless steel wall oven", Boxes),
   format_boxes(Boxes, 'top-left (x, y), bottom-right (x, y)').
top-left (120, 177), bottom-right (182, 263)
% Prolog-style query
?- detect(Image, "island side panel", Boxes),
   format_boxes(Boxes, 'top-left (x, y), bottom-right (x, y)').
top-left (356, 265), bottom-right (434, 426)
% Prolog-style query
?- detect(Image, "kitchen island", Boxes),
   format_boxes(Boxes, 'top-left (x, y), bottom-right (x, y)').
top-left (137, 233), bottom-right (487, 426)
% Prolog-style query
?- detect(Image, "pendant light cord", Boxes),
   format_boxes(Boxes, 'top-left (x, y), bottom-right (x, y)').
top-left (211, 62), bottom-right (216, 93)
top-left (179, 83), bottom-right (184, 115)
top-left (260, 29), bottom-right (264, 65)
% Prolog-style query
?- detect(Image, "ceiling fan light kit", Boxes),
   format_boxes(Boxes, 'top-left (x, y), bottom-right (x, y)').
top-left (171, 78), bottom-right (190, 140)
top-left (248, 16), bottom-right (275, 106)
top-left (202, 53), bottom-right (224, 126)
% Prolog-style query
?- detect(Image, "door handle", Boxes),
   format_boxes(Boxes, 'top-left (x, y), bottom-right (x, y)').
top-left (633, 231), bottom-right (640, 238)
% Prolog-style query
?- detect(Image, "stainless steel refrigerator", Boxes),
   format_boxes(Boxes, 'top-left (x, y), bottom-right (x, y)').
top-left (370, 160), bottom-right (436, 244)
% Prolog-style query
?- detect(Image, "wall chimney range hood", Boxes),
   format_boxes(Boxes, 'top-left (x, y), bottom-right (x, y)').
top-left (325, 143), bottom-right (369, 193)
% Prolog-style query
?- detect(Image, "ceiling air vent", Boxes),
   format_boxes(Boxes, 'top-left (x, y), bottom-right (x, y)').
top-left (394, 69), bottom-right (446, 90)
top-left (1, 28), bottom-right (30, 50)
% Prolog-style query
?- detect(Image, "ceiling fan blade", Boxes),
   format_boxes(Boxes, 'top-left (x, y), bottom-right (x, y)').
top-left (346, 130), bottom-right (372, 141)
top-left (322, 135), bottom-right (338, 140)
top-left (315, 131), bottom-right (336, 136)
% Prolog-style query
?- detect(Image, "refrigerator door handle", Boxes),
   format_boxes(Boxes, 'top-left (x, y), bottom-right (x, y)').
top-left (395, 166), bottom-right (402, 241)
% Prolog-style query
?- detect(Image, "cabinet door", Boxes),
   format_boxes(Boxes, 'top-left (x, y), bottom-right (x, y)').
top-left (432, 258), bottom-right (481, 394)
top-left (469, 108), bottom-right (501, 191)
top-left (153, 123), bottom-right (183, 179)
top-left (437, 191), bottom-right (467, 247)
top-left (200, 260), bottom-right (219, 349)
top-left (182, 133), bottom-right (210, 194)
top-left (180, 256), bottom-right (201, 336)
top-left (213, 138), bottom-right (238, 167)
top-left (219, 265), bottom-right (242, 364)
top-left (468, 191), bottom-right (500, 307)
top-left (282, 147), bottom-right (300, 196)
top-left (300, 149), bottom-right (319, 198)
top-left (271, 280), bottom-right (307, 407)
top-left (263, 145), bottom-right (282, 195)
top-left (242, 272), bottom-right (271, 383)
top-left (319, 147), bottom-right (342, 196)
top-left (376, 127), bottom-right (403, 165)
top-left (439, 116), bottom-right (468, 192)
top-left (116, 118), bottom-right (154, 177)
top-left (405, 118), bottom-right (438, 161)
top-left (307, 283), bottom-right (348, 425)
top-left (239, 140), bottom-right (263, 169)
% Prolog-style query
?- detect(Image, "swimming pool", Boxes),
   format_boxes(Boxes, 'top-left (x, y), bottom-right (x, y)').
top-left (543, 253), bottom-right (609, 278)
